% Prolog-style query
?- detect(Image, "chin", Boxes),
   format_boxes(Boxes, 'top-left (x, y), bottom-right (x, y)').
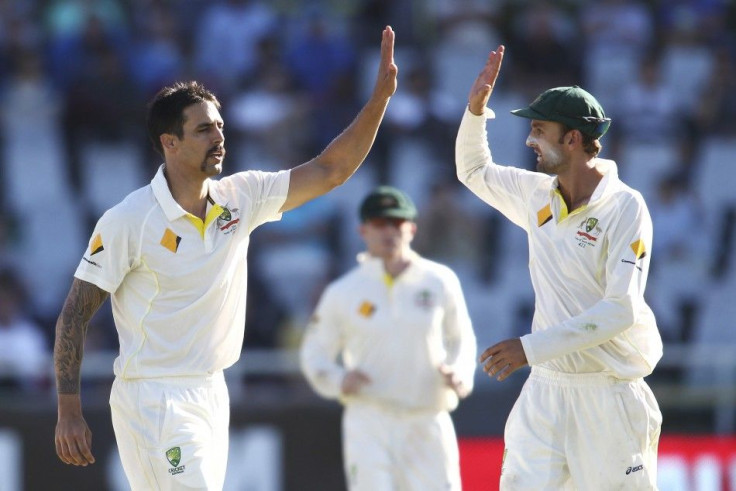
top-left (203, 163), bottom-right (223, 176)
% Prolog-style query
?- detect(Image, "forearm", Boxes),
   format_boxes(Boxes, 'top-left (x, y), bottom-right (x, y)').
top-left (314, 94), bottom-right (391, 185)
top-left (53, 279), bottom-right (108, 395)
top-left (54, 312), bottom-right (88, 395)
top-left (455, 106), bottom-right (495, 185)
top-left (521, 297), bottom-right (637, 365)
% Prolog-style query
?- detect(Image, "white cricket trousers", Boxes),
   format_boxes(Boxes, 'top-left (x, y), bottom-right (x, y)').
top-left (110, 372), bottom-right (230, 490)
top-left (342, 403), bottom-right (462, 491)
top-left (500, 366), bottom-right (662, 490)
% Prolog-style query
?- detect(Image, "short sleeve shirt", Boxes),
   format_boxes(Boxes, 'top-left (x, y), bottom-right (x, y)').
top-left (75, 165), bottom-right (289, 378)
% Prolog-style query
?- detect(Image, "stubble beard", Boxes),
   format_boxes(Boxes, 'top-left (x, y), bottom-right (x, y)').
top-left (536, 147), bottom-right (565, 175)
top-left (201, 149), bottom-right (225, 176)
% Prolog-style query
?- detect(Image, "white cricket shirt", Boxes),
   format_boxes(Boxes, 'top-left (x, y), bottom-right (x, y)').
top-left (75, 165), bottom-right (289, 379)
top-left (456, 108), bottom-right (662, 379)
top-left (300, 252), bottom-right (477, 412)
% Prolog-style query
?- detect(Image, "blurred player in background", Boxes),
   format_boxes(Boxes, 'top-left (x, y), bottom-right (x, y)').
top-left (300, 185), bottom-right (477, 491)
top-left (456, 46), bottom-right (663, 489)
top-left (53, 26), bottom-right (398, 490)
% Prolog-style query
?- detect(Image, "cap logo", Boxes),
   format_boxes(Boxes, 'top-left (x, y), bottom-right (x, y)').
top-left (581, 116), bottom-right (610, 124)
top-left (380, 196), bottom-right (398, 208)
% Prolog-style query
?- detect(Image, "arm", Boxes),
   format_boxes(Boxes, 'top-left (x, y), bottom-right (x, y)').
top-left (299, 287), bottom-right (349, 399)
top-left (439, 271), bottom-right (477, 398)
top-left (456, 46), bottom-right (537, 230)
top-left (280, 26), bottom-right (398, 212)
top-left (54, 278), bottom-right (109, 466)
top-left (520, 199), bottom-right (656, 364)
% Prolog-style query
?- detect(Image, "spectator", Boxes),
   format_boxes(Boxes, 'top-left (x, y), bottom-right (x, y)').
top-left (0, 267), bottom-right (49, 391)
top-left (193, 0), bottom-right (277, 95)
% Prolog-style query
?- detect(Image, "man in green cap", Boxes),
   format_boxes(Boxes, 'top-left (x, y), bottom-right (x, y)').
top-left (300, 185), bottom-right (477, 491)
top-left (456, 46), bottom-right (662, 489)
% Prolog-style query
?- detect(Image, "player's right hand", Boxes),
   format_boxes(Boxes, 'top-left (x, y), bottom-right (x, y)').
top-left (341, 369), bottom-right (372, 395)
top-left (468, 45), bottom-right (505, 116)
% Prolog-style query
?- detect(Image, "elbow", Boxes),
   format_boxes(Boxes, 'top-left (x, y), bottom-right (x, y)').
top-left (316, 157), bottom-right (354, 191)
top-left (329, 167), bottom-right (353, 189)
top-left (614, 295), bottom-right (638, 327)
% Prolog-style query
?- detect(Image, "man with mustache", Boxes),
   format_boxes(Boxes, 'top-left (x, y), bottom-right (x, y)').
top-left (54, 26), bottom-right (398, 491)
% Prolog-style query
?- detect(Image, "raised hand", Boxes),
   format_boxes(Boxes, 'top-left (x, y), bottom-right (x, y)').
top-left (468, 45), bottom-right (505, 116)
top-left (372, 26), bottom-right (398, 100)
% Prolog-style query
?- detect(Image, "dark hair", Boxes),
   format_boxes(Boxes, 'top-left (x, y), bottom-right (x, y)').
top-left (146, 81), bottom-right (221, 156)
top-left (559, 124), bottom-right (602, 157)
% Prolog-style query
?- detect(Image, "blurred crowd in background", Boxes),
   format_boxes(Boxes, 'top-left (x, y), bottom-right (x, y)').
top-left (0, 0), bottom-right (735, 394)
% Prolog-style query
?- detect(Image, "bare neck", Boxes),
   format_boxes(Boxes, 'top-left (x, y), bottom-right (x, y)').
top-left (163, 164), bottom-right (209, 220)
top-left (556, 157), bottom-right (604, 212)
top-left (381, 249), bottom-right (413, 278)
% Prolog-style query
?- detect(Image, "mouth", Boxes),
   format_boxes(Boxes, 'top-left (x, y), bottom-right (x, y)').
top-left (208, 148), bottom-right (226, 161)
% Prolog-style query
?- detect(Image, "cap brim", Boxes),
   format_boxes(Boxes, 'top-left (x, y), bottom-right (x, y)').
top-left (510, 106), bottom-right (549, 120)
top-left (363, 209), bottom-right (416, 221)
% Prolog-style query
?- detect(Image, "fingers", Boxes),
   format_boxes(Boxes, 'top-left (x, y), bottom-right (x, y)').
top-left (57, 437), bottom-right (94, 466)
top-left (483, 354), bottom-right (514, 381)
top-left (381, 25), bottom-right (395, 66)
top-left (56, 427), bottom-right (95, 466)
top-left (480, 45), bottom-right (505, 89)
top-left (479, 338), bottom-right (525, 382)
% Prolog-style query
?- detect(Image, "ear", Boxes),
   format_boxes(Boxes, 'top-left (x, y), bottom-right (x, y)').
top-left (160, 134), bottom-right (177, 151)
top-left (565, 129), bottom-right (581, 146)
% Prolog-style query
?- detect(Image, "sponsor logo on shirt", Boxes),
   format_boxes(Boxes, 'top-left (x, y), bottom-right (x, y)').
top-left (161, 228), bottom-right (181, 253)
top-left (621, 239), bottom-right (647, 271)
top-left (537, 204), bottom-right (553, 227)
top-left (358, 301), bottom-right (376, 318)
top-left (626, 464), bottom-right (644, 475)
top-left (415, 289), bottom-right (435, 310)
top-left (89, 233), bottom-right (104, 255)
top-left (575, 216), bottom-right (602, 248)
top-left (81, 257), bottom-right (101, 268)
top-left (166, 446), bottom-right (186, 475)
top-left (217, 207), bottom-right (240, 235)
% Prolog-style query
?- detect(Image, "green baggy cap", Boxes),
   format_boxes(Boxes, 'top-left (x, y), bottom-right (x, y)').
top-left (511, 86), bottom-right (611, 138)
top-left (359, 186), bottom-right (417, 222)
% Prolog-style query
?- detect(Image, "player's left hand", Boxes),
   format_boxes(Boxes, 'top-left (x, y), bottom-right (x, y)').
top-left (479, 338), bottom-right (528, 381)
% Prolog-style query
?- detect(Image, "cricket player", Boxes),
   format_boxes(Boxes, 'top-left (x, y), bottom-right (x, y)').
top-left (456, 46), bottom-right (663, 489)
top-left (53, 26), bottom-right (397, 490)
top-left (300, 186), bottom-right (477, 491)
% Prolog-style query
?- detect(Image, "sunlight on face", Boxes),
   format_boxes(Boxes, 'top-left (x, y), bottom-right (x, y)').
top-left (178, 101), bottom-right (226, 177)
top-left (527, 121), bottom-right (568, 174)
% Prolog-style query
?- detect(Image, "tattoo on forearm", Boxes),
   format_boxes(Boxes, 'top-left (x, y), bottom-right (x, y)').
top-left (54, 279), bottom-right (109, 394)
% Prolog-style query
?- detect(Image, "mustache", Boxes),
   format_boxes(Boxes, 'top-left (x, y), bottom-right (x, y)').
top-left (208, 145), bottom-right (225, 156)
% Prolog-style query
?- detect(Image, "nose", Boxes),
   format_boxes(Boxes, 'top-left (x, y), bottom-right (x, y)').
top-left (212, 125), bottom-right (224, 144)
top-left (525, 134), bottom-right (535, 147)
